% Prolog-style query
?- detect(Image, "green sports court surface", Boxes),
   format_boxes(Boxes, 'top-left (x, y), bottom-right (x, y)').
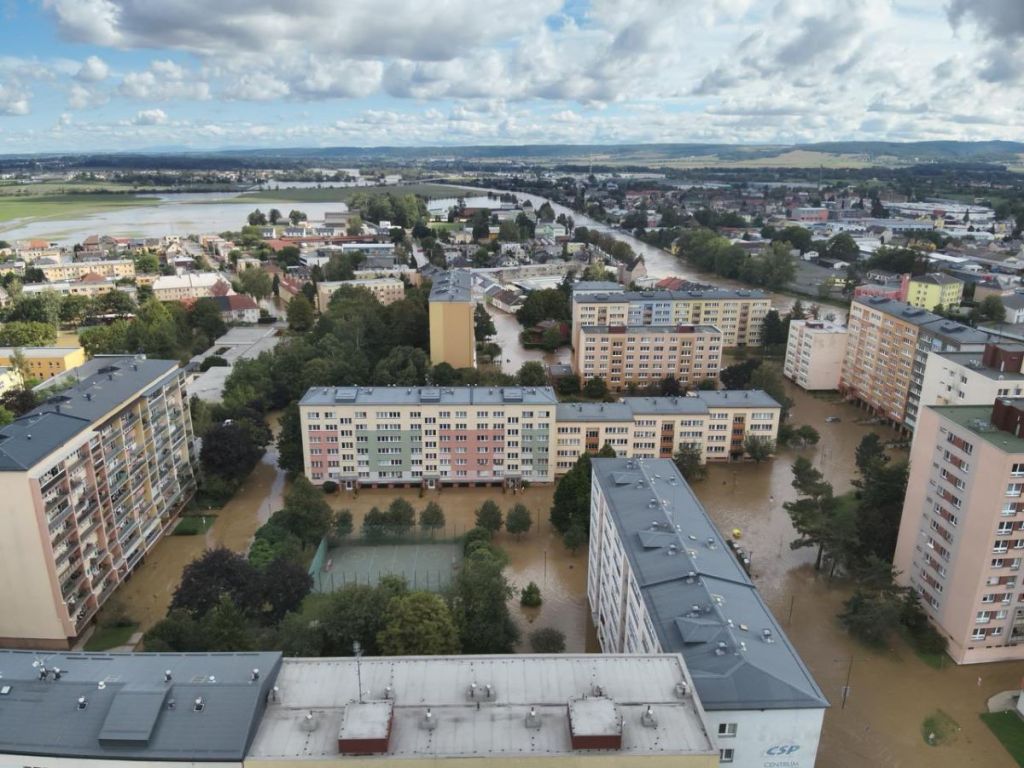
top-left (312, 541), bottom-right (462, 593)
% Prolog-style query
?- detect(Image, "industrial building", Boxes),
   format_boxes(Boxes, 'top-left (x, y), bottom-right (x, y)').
top-left (588, 458), bottom-right (828, 768)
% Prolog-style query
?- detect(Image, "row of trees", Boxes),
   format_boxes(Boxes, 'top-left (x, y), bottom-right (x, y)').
top-left (81, 297), bottom-right (229, 362)
top-left (677, 228), bottom-right (796, 291)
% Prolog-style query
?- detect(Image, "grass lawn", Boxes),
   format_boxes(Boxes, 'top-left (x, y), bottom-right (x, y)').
top-left (236, 183), bottom-right (475, 203)
top-left (922, 709), bottom-right (960, 746)
top-left (172, 514), bottom-right (217, 535)
top-left (981, 711), bottom-right (1024, 766)
top-left (83, 622), bottom-right (139, 651)
top-left (0, 193), bottom-right (160, 225)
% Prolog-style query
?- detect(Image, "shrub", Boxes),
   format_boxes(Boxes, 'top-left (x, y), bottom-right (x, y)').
top-left (520, 581), bottom-right (542, 607)
top-left (322, 480), bottom-right (339, 494)
top-left (529, 627), bottom-right (566, 653)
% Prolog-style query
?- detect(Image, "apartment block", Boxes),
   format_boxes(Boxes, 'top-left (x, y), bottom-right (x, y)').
top-left (151, 273), bottom-right (232, 302)
top-left (572, 287), bottom-right (770, 350)
top-left (783, 320), bottom-right (848, 391)
top-left (554, 391), bottom-right (781, 471)
top-left (907, 273), bottom-right (964, 311)
top-left (316, 276), bottom-right (405, 311)
top-left (428, 270), bottom-right (475, 369)
top-left (840, 297), bottom-right (998, 431)
top-left (37, 259), bottom-right (135, 282)
top-left (0, 650), bottom-right (719, 768)
top-left (575, 324), bottom-right (723, 391)
top-left (589, 458), bottom-right (828, 768)
top-left (0, 357), bottom-right (196, 648)
top-left (0, 346), bottom-right (86, 381)
top-left (299, 385), bottom-right (556, 489)
top-left (894, 398), bottom-right (1024, 663)
top-left (919, 343), bottom-right (1024, 408)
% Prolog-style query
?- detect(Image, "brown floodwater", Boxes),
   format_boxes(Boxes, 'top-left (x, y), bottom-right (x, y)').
top-left (487, 304), bottom-right (570, 373)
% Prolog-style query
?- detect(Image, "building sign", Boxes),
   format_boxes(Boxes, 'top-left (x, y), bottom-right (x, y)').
top-left (763, 743), bottom-right (801, 768)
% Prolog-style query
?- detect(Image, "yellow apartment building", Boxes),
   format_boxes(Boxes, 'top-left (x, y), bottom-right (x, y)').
top-left (38, 259), bottom-right (135, 282)
top-left (429, 269), bottom-right (475, 369)
top-left (575, 324), bottom-right (723, 391)
top-left (907, 273), bottom-right (964, 310)
top-left (0, 346), bottom-right (86, 381)
top-left (316, 277), bottom-right (405, 311)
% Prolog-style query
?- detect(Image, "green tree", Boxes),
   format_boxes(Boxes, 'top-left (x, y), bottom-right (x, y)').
top-left (855, 460), bottom-right (909, 563)
top-left (200, 420), bottom-right (265, 480)
top-left (289, 209), bottom-right (307, 225)
top-left (333, 509), bottom-right (354, 541)
top-left (59, 294), bottom-right (94, 325)
top-left (276, 475), bottom-right (334, 548)
top-left (377, 592), bottom-right (460, 655)
top-left (475, 500), bottom-right (504, 534)
top-left (268, 208), bottom-right (283, 224)
top-left (453, 542), bottom-right (519, 653)
top-left (505, 503), bottom-right (532, 539)
top-left (749, 362), bottom-right (793, 419)
top-left (362, 507), bottom-right (390, 542)
top-left (419, 501), bottom-right (445, 533)
top-left (516, 289), bottom-right (569, 327)
top-left (0, 321), bottom-right (57, 346)
top-left (170, 548), bottom-right (261, 619)
top-left (520, 581), bottom-right (542, 607)
top-left (744, 435), bottom-right (775, 462)
top-left (563, 520), bottom-right (588, 554)
top-left (673, 443), bottom-right (707, 482)
top-left (497, 219), bottom-right (521, 242)
top-left (855, 433), bottom-right (888, 476)
top-left (973, 295), bottom-right (1006, 325)
top-left (529, 627), bottom-right (566, 653)
top-left (248, 209), bottom-right (268, 226)
top-left (287, 294), bottom-right (315, 331)
top-left (762, 240), bottom-right (797, 290)
top-left (346, 214), bottom-right (363, 236)
top-left (540, 325), bottom-right (564, 351)
top-left (827, 232), bottom-right (860, 262)
top-left (387, 498), bottom-right (416, 536)
top-left (516, 361), bottom-right (547, 386)
top-left (474, 304), bottom-right (496, 342)
top-left (761, 309), bottom-right (787, 346)
top-left (583, 377), bottom-right (608, 399)
top-left (238, 267), bottom-right (272, 301)
top-left (782, 458), bottom-right (854, 573)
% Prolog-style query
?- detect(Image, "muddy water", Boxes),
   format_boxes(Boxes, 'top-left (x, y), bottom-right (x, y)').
top-left (108, 414), bottom-right (287, 631)
top-left (486, 304), bottom-right (570, 373)
top-left (322, 485), bottom-right (591, 653)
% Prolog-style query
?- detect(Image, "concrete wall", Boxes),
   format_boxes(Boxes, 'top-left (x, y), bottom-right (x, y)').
top-left (429, 300), bottom-right (475, 369)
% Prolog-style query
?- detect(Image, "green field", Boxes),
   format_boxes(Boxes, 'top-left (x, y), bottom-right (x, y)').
top-left (981, 712), bottom-right (1024, 766)
top-left (83, 622), bottom-right (139, 651)
top-left (236, 183), bottom-right (474, 203)
top-left (0, 193), bottom-right (160, 225)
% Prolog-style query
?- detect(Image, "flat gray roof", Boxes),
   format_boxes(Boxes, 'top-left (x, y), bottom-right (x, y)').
top-left (933, 351), bottom-right (1024, 381)
top-left (0, 347), bottom-right (81, 359)
top-left (555, 392), bottom-right (779, 423)
top-left (557, 402), bottom-right (634, 422)
top-left (247, 655), bottom-right (715, 760)
top-left (623, 396), bottom-right (710, 415)
top-left (429, 269), bottom-right (472, 302)
top-left (300, 385), bottom-right (558, 408)
top-left (695, 390), bottom-right (781, 409)
top-left (592, 458), bottom-right (828, 712)
top-left (855, 297), bottom-right (1002, 345)
top-left (573, 288), bottom-right (769, 304)
top-left (912, 273), bottom-right (962, 286)
top-left (0, 650), bottom-right (282, 761)
top-left (0, 357), bottom-right (180, 471)
top-left (572, 281), bottom-right (623, 293)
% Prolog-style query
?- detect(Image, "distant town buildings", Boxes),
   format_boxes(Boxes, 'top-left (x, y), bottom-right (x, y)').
top-left (574, 324), bottom-right (722, 391)
top-left (589, 457), bottom-right (827, 767)
top-left (315, 277), bottom-right (405, 311)
top-left (0, 346), bottom-right (86, 381)
top-left (0, 357), bottom-right (195, 648)
top-left (37, 259), bottom-right (135, 282)
top-left (783, 320), bottom-right (848, 391)
top-left (151, 273), bottom-right (233, 302)
top-left (896, 397), bottom-right (1024, 664)
top-left (428, 270), bottom-right (475, 369)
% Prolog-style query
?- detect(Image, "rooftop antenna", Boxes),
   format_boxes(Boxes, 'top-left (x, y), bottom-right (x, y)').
top-left (353, 641), bottom-right (363, 704)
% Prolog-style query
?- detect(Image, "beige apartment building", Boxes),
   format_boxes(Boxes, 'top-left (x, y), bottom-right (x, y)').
top-left (316, 277), bottom-right (405, 311)
top-left (554, 390), bottom-right (781, 471)
top-left (152, 272), bottom-right (233, 302)
top-left (840, 297), bottom-right (998, 431)
top-left (429, 269), bottom-right (475, 369)
top-left (0, 346), bottom-right (86, 381)
top-left (0, 357), bottom-right (196, 648)
top-left (38, 259), bottom-right (135, 282)
top-left (895, 397), bottom-right (1024, 664)
top-left (783, 319), bottom-right (848, 391)
top-left (919, 343), bottom-right (1024, 408)
top-left (575, 324), bottom-right (722, 391)
top-left (571, 287), bottom-right (770, 350)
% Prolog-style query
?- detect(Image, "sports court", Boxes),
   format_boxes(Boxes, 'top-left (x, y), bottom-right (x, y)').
top-left (312, 541), bottom-right (462, 593)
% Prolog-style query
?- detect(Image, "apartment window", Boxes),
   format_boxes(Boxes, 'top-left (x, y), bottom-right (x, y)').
top-left (1009, 484), bottom-right (1024, 498)
top-left (1013, 463), bottom-right (1024, 477)
top-left (718, 723), bottom-right (737, 738)
top-left (720, 748), bottom-right (735, 763)
top-left (971, 628), bottom-right (986, 641)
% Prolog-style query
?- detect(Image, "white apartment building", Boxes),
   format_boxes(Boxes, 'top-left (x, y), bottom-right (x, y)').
top-left (919, 343), bottom-right (1024, 408)
top-left (589, 458), bottom-right (828, 768)
top-left (783, 319), bottom-right (848, 391)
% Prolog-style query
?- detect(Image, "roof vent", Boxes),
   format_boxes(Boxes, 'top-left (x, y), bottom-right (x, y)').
top-left (674, 681), bottom-right (689, 699)
top-left (685, 571), bottom-right (697, 583)
top-left (251, 669), bottom-right (260, 682)
top-left (300, 711), bottom-right (318, 732)
top-left (164, 670), bottom-right (172, 683)
top-left (421, 708), bottom-right (437, 731)
top-left (525, 706), bottom-right (542, 730)
top-left (97, 681), bottom-right (106, 690)
top-left (706, 537), bottom-right (716, 549)
top-left (77, 696), bottom-right (88, 710)
top-left (641, 705), bottom-right (658, 728)
top-left (714, 642), bottom-right (728, 656)
top-left (193, 697), bottom-right (205, 712)
top-left (762, 628), bottom-right (775, 644)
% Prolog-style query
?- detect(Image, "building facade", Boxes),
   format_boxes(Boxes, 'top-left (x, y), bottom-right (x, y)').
top-left (316, 277), bottom-right (405, 311)
top-left (429, 270), bottom-right (475, 369)
top-left (907, 273), bottom-right (964, 310)
top-left (572, 288), bottom-right (770, 350)
top-left (783, 320), bottom-right (849, 391)
top-left (589, 458), bottom-right (828, 768)
top-left (0, 346), bottom-right (86, 381)
top-left (840, 297), bottom-right (998, 431)
top-left (0, 357), bottom-right (196, 648)
top-left (152, 273), bottom-right (232, 302)
top-left (574, 324), bottom-right (723, 391)
top-left (919, 343), bottom-right (1024, 409)
top-left (38, 259), bottom-right (135, 282)
top-left (299, 386), bottom-right (556, 489)
top-left (895, 398), bottom-right (1024, 664)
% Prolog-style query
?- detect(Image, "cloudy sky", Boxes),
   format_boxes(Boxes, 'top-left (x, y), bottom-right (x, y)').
top-left (0, 0), bottom-right (1022, 152)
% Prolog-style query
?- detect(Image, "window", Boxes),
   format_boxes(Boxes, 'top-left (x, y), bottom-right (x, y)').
top-left (720, 748), bottom-right (735, 763)
top-left (717, 723), bottom-right (737, 738)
